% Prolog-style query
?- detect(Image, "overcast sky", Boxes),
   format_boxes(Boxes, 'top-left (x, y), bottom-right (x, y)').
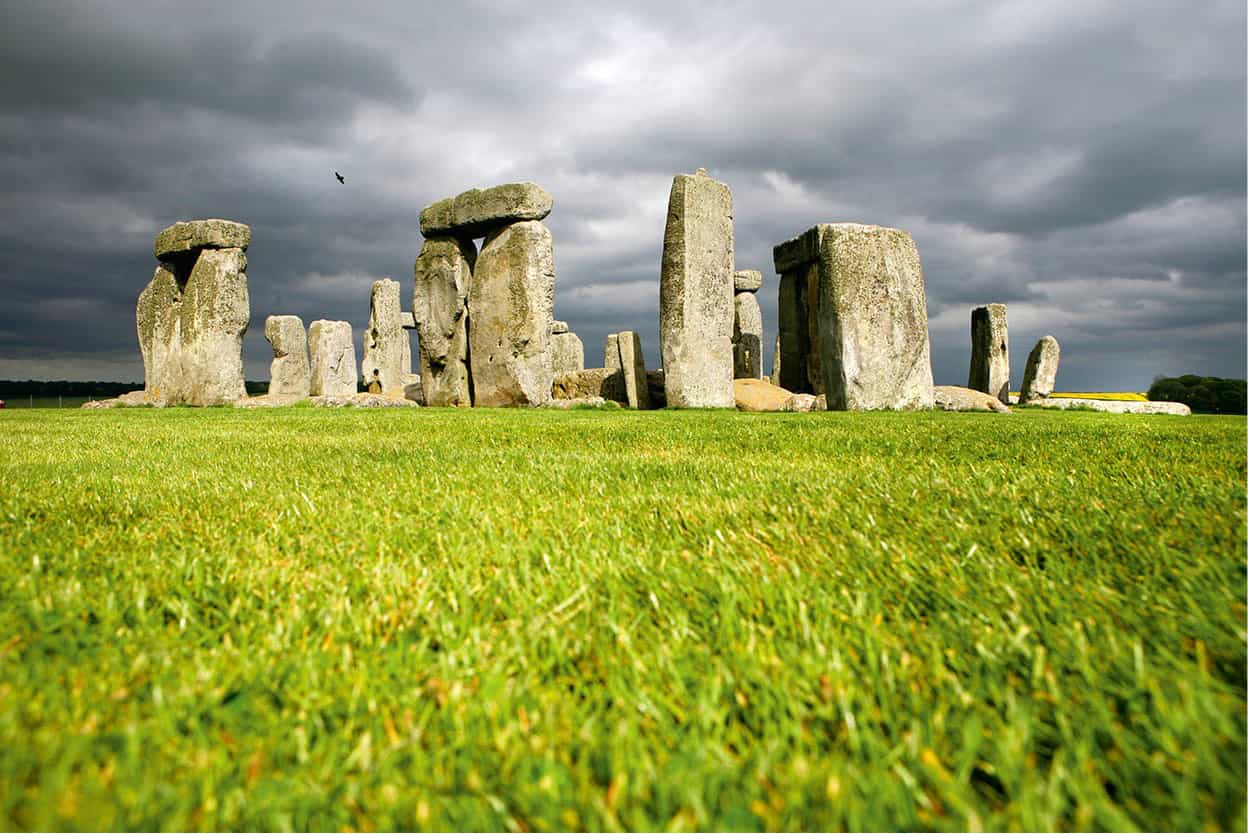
top-left (1, 0), bottom-right (1243, 390)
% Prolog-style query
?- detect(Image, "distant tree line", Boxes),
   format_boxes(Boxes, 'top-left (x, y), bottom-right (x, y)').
top-left (0, 380), bottom-right (268, 398)
top-left (1148, 375), bottom-right (1246, 414)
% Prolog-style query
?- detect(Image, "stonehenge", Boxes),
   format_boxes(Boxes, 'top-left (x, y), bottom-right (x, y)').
top-left (138, 219), bottom-right (251, 406)
top-left (968, 304), bottom-right (1010, 403)
top-left (660, 168), bottom-right (735, 408)
top-left (309, 320), bottom-right (357, 397)
top-left (361, 278), bottom-right (412, 398)
top-left (1019, 335), bottom-right (1060, 403)
top-left (773, 223), bottom-right (934, 410)
top-left (732, 271), bottom-right (763, 380)
top-left (131, 177), bottom-right (1135, 419)
top-left (265, 315), bottom-right (310, 397)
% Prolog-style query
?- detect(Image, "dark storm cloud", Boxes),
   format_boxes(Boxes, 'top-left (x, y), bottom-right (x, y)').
top-left (0, 0), bottom-right (1242, 390)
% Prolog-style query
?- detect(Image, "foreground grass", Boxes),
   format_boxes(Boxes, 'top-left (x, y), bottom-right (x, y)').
top-left (0, 407), bottom-right (1243, 831)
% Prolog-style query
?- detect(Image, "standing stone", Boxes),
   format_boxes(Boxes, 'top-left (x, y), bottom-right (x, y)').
top-left (604, 334), bottom-right (621, 372)
top-left (968, 304), bottom-right (1010, 404)
top-left (136, 261), bottom-right (183, 404)
top-left (551, 331), bottom-right (585, 375)
top-left (470, 220), bottom-right (555, 407)
top-left (659, 168), bottom-right (735, 408)
top-left (179, 247), bottom-right (250, 406)
top-left (733, 291), bottom-right (763, 379)
top-left (413, 237), bottom-right (474, 407)
top-left (776, 262), bottom-right (823, 394)
top-left (617, 331), bottom-right (651, 409)
top-left (309, 320), bottom-right (357, 397)
top-left (265, 315), bottom-right (310, 397)
top-left (813, 224), bottom-right (934, 410)
top-left (1019, 335), bottom-right (1060, 403)
top-left (361, 278), bottom-right (411, 397)
top-left (770, 333), bottom-right (782, 386)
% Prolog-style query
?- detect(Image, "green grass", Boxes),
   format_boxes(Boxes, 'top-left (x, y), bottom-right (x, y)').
top-left (0, 408), bottom-right (1243, 831)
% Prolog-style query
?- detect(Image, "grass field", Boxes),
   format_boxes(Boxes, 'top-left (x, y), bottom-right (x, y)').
top-left (0, 407), bottom-right (1243, 831)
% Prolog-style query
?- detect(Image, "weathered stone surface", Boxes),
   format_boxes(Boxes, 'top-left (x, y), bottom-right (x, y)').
top-left (968, 304), bottom-right (1010, 403)
top-left (551, 367), bottom-right (627, 403)
top-left (814, 393), bottom-right (827, 411)
top-left (233, 393), bottom-right (306, 409)
top-left (400, 312), bottom-right (416, 329)
top-left (815, 224), bottom-right (934, 410)
top-left (413, 237), bottom-right (474, 407)
top-left (660, 169), bottom-right (735, 408)
top-left (733, 292), bottom-right (763, 379)
top-left (404, 378), bottom-right (424, 405)
top-left (178, 248), bottom-right (250, 406)
top-left (773, 225), bottom-right (823, 274)
top-left (734, 378), bottom-right (795, 412)
top-left (604, 334), bottom-right (621, 372)
top-left (551, 332), bottom-right (585, 375)
top-left (136, 261), bottom-right (182, 403)
top-left (470, 220), bottom-right (555, 407)
top-left (308, 320), bottom-right (357, 397)
top-left (154, 219), bottom-right (250, 261)
top-left (934, 385), bottom-right (1011, 413)
top-left (783, 393), bottom-right (819, 412)
top-left (551, 320), bottom-right (569, 334)
top-left (361, 278), bottom-right (412, 397)
top-left (616, 331), bottom-right (651, 409)
top-left (265, 315), bottom-right (310, 397)
top-left (1019, 335), bottom-right (1060, 403)
top-left (1031, 397), bottom-right (1190, 415)
top-left (81, 390), bottom-right (149, 409)
top-left (734, 269), bottom-right (762, 293)
top-left (776, 262), bottom-right (822, 394)
top-left (420, 182), bottom-right (553, 239)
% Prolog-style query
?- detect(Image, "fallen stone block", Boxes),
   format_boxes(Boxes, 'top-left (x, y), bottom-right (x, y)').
top-left (733, 378), bottom-right (795, 412)
top-left (1030, 398), bottom-right (1190, 415)
top-left (933, 385), bottom-right (1011, 413)
top-left (551, 368), bottom-right (627, 404)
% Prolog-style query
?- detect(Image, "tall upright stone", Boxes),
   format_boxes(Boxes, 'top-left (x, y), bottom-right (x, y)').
top-left (139, 220), bottom-right (251, 406)
top-left (265, 315), bottom-right (310, 397)
top-left (413, 237), bottom-right (474, 407)
top-left (604, 334), bottom-right (621, 372)
top-left (469, 220), bottom-right (555, 407)
top-left (770, 333), bottom-right (782, 386)
top-left (774, 238), bottom-right (823, 394)
top-left (815, 224), bottom-right (933, 410)
top-left (360, 278), bottom-right (411, 397)
top-left (136, 261), bottom-right (182, 403)
top-left (178, 247), bottom-right (250, 406)
top-left (309, 320), bottom-right (357, 397)
top-left (659, 168), bottom-right (735, 408)
top-left (733, 292), bottom-right (763, 379)
top-left (1019, 335), bottom-right (1060, 403)
top-left (616, 331), bottom-right (651, 409)
top-left (968, 304), bottom-right (1010, 404)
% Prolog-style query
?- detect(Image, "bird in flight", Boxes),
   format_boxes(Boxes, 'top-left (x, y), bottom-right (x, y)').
top-left (334, 171), bottom-right (345, 184)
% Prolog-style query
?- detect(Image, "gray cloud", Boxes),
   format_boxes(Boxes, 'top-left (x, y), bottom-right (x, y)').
top-left (0, 0), bottom-right (1242, 392)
